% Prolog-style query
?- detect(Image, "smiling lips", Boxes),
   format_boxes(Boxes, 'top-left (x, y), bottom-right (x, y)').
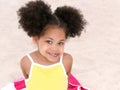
top-left (47, 52), bottom-right (59, 58)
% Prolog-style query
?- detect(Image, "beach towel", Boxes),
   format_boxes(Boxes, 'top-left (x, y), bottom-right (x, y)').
top-left (1, 74), bottom-right (89, 90)
top-left (68, 74), bottom-right (89, 90)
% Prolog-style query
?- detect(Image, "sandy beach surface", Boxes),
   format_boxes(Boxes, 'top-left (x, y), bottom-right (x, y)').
top-left (0, 0), bottom-right (120, 89)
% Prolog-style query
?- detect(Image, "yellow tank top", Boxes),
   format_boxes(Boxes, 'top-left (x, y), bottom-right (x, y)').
top-left (26, 54), bottom-right (68, 90)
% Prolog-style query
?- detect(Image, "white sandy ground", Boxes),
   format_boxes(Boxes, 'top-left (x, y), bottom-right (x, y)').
top-left (0, 0), bottom-right (120, 90)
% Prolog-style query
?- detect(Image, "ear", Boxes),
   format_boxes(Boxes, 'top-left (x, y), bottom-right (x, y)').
top-left (32, 36), bottom-right (39, 43)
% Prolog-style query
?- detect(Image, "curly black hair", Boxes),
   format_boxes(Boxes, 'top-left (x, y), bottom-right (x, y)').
top-left (17, 0), bottom-right (86, 38)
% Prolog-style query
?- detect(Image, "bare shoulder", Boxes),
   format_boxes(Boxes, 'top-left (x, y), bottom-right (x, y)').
top-left (63, 53), bottom-right (73, 63)
top-left (20, 55), bottom-right (31, 68)
top-left (62, 53), bottom-right (73, 75)
top-left (20, 55), bottom-right (31, 78)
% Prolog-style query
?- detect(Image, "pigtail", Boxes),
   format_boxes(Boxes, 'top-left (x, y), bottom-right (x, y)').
top-left (54, 6), bottom-right (87, 38)
top-left (17, 0), bottom-right (52, 37)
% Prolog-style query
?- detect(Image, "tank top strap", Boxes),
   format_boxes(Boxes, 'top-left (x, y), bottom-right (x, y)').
top-left (59, 55), bottom-right (68, 77)
top-left (59, 55), bottom-right (63, 64)
top-left (27, 54), bottom-right (34, 63)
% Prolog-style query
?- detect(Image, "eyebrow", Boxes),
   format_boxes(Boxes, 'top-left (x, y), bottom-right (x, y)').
top-left (46, 37), bottom-right (65, 41)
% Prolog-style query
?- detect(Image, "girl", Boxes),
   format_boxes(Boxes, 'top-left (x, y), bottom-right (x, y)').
top-left (17, 0), bottom-right (86, 90)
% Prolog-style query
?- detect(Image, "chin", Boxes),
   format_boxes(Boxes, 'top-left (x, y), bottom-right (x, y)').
top-left (49, 56), bottom-right (60, 63)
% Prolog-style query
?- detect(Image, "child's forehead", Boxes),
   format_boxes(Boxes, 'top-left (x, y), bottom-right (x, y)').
top-left (43, 25), bottom-right (65, 34)
top-left (41, 25), bottom-right (66, 39)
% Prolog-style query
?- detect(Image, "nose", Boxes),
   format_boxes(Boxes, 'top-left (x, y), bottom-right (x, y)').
top-left (51, 44), bottom-right (59, 51)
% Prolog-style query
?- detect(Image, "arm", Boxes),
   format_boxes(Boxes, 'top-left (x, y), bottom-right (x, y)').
top-left (62, 53), bottom-right (73, 77)
top-left (20, 56), bottom-right (31, 79)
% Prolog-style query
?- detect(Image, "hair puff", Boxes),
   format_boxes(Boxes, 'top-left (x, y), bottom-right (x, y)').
top-left (17, 0), bottom-right (52, 37)
top-left (54, 6), bottom-right (87, 38)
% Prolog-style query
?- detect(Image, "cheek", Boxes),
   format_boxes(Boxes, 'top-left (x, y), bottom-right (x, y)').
top-left (38, 43), bottom-right (48, 52)
top-left (59, 46), bottom-right (65, 52)
top-left (40, 45), bottom-right (48, 51)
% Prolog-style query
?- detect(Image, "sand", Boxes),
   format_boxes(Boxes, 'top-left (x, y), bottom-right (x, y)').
top-left (0, 0), bottom-right (120, 89)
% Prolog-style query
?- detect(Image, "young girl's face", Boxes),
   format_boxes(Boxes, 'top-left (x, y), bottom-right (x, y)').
top-left (35, 25), bottom-right (66, 63)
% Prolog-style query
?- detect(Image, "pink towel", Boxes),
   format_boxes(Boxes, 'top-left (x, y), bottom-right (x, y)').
top-left (1, 74), bottom-right (89, 90)
top-left (68, 74), bottom-right (88, 90)
top-left (14, 78), bottom-right (26, 90)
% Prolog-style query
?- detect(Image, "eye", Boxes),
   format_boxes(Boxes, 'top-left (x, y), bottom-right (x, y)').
top-left (58, 42), bottom-right (64, 46)
top-left (46, 40), bottom-right (53, 45)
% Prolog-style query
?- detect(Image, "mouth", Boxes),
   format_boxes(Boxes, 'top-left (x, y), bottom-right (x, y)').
top-left (47, 52), bottom-right (59, 58)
